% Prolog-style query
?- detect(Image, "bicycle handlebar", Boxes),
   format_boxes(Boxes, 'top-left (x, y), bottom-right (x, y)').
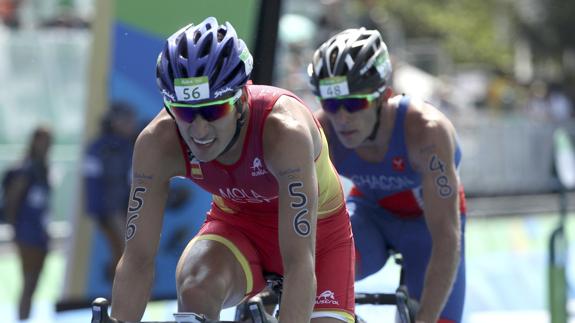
top-left (91, 298), bottom-right (184, 323)
top-left (354, 286), bottom-right (419, 323)
top-left (91, 297), bottom-right (273, 323)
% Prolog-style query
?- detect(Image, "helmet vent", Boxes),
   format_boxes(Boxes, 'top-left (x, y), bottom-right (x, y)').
top-left (193, 31), bottom-right (201, 44)
top-left (196, 66), bottom-right (205, 77)
top-left (364, 47), bottom-right (375, 60)
top-left (178, 39), bottom-right (188, 59)
top-left (327, 37), bottom-right (337, 48)
top-left (223, 63), bottom-right (243, 86)
top-left (199, 35), bottom-right (213, 58)
top-left (167, 63), bottom-right (175, 82)
top-left (217, 28), bottom-right (226, 42)
top-left (221, 40), bottom-right (233, 58)
top-left (177, 59), bottom-right (187, 72)
top-left (357, 34), bottom-right (370, 42)
top-left (329, 49), bottom-right (339, 69)
top-left (212, 59), bottom-right (223, 82)
top-left (349, 46), bottom-right (361, 59)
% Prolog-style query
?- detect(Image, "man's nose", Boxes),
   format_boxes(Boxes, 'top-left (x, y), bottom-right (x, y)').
top-left (333, 107), bottom-right (351, 123)
top-left (188, 116), bottom-right (211, 137)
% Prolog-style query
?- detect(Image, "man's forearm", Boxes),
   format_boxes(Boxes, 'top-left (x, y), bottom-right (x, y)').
top-left (278, 265), bottom-right (316, 323)
top-left (417, 243), bottom-right (460, 323)
top-left (111, 259), bottom-right (155, 321)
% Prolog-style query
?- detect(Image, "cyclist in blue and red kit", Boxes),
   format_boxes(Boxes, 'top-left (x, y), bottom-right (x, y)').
top-left (309, 28), bottom-right (466, 323)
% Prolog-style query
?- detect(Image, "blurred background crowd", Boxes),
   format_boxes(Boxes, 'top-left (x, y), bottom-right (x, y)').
top-left (0, 0), bottom-right (573, 211)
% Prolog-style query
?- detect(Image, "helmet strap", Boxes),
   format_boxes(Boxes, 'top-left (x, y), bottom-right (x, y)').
top-left (164, 104), bottom-right (175, 119)
top-left (366, 104), bottom-right (381, 142)
top-left (364, 87), bottom-right (391, 142)
top-left (216, 99), bottom-right (246, 158)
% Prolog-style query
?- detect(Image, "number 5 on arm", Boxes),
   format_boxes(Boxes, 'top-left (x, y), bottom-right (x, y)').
top-left (111, 130), bottom-right (176, 321)
top-left (263, 97), bottom-right (319, 322)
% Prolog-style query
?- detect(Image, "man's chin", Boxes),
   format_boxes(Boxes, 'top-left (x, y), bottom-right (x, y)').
top-left (337, 135), bottom-right (362, 149)
top-left (193, 152), bottom-right (217, 162)
top-left (189, 147), bottom-right (219, 162)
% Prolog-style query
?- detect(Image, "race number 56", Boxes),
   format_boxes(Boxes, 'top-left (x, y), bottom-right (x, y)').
top-left (175, 77), bottom-right (210, 101)
top-left (288, 182), bottom-right (311, 237)
top-left (126, 187), bottom-right (147, 241)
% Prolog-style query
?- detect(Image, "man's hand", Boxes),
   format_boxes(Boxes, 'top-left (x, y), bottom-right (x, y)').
top-left (238, 296), bottom-right (278, 323)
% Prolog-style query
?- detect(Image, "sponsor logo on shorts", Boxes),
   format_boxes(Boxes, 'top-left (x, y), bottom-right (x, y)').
top-left (316, 290), bottom-right (339, 305)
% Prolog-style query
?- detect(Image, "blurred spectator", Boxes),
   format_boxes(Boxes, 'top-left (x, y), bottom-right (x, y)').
top-left (523, 80), bottom-right (573, 123)
top-left (356, 0), bottom-right (386, 32)
top-left (486, 69), bottom-right (519, 115)
top-left (0, 0), bottom-right (22, 28)
top-left (548, 82), bottom-right (573, 123)
top-left (314, 0), bottom-right (347, 48)
top-left (3, 126), bottom-right (52, 320)
top-left (524, 80), bottom-right (548, 121)
top-left (83, 101), bottom-right (137, 281)
top-left (41, 0), bottom-right (90, 28)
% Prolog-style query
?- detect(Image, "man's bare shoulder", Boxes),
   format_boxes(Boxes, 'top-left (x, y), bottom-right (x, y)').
top-left (404, 98), bottom-right (454, 143)
top-left (134, 111), bottom-right (185, 177)
top-left (263, 95), bottom-right (319, 165)
top-left (266, 95), bottom-right (316, 134)
top-left (313, 109), bottom-right (331, 135)
top-left (137, 111), bottom-right (176, 147)
top-left (403, 98), bottom-right (456, 170)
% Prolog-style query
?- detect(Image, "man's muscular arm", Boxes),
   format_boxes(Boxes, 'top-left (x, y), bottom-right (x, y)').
top-left (409, 103), bottom-right (461, 323)
top-left (111, 118), bottom-right (180, 321)
top-left (264, 98), bottom-right (319, 323)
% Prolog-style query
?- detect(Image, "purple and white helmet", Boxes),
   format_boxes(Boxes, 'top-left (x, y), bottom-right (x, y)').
top-left (156, 17), bottom-right (253, 103)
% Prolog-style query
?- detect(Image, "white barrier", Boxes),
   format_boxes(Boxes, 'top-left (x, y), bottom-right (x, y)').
top-left (457, 115), bottom-right (567, 196)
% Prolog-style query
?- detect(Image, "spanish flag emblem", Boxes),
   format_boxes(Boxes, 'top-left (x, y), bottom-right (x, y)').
top-left (190, 158), bottom-right (203, 179)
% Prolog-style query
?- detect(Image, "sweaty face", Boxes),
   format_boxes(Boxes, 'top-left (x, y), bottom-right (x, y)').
top-left (325, 101), bottom-right (379, 149)
top-left (174, 106), bottom-right (240, 162)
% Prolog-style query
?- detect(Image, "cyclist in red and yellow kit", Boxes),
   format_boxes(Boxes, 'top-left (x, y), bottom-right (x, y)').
top-left (110, 17), bottom-right (355, 323)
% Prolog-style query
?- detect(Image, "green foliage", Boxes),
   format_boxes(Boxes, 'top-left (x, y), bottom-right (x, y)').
top-left (542, 0), bottom-right (575, 55)
top-left (375, 0), bottom-right (514, 70)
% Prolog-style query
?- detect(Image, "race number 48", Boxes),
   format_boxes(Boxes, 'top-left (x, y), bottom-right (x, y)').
top-left (319, 76), bottom-right (349, 98)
